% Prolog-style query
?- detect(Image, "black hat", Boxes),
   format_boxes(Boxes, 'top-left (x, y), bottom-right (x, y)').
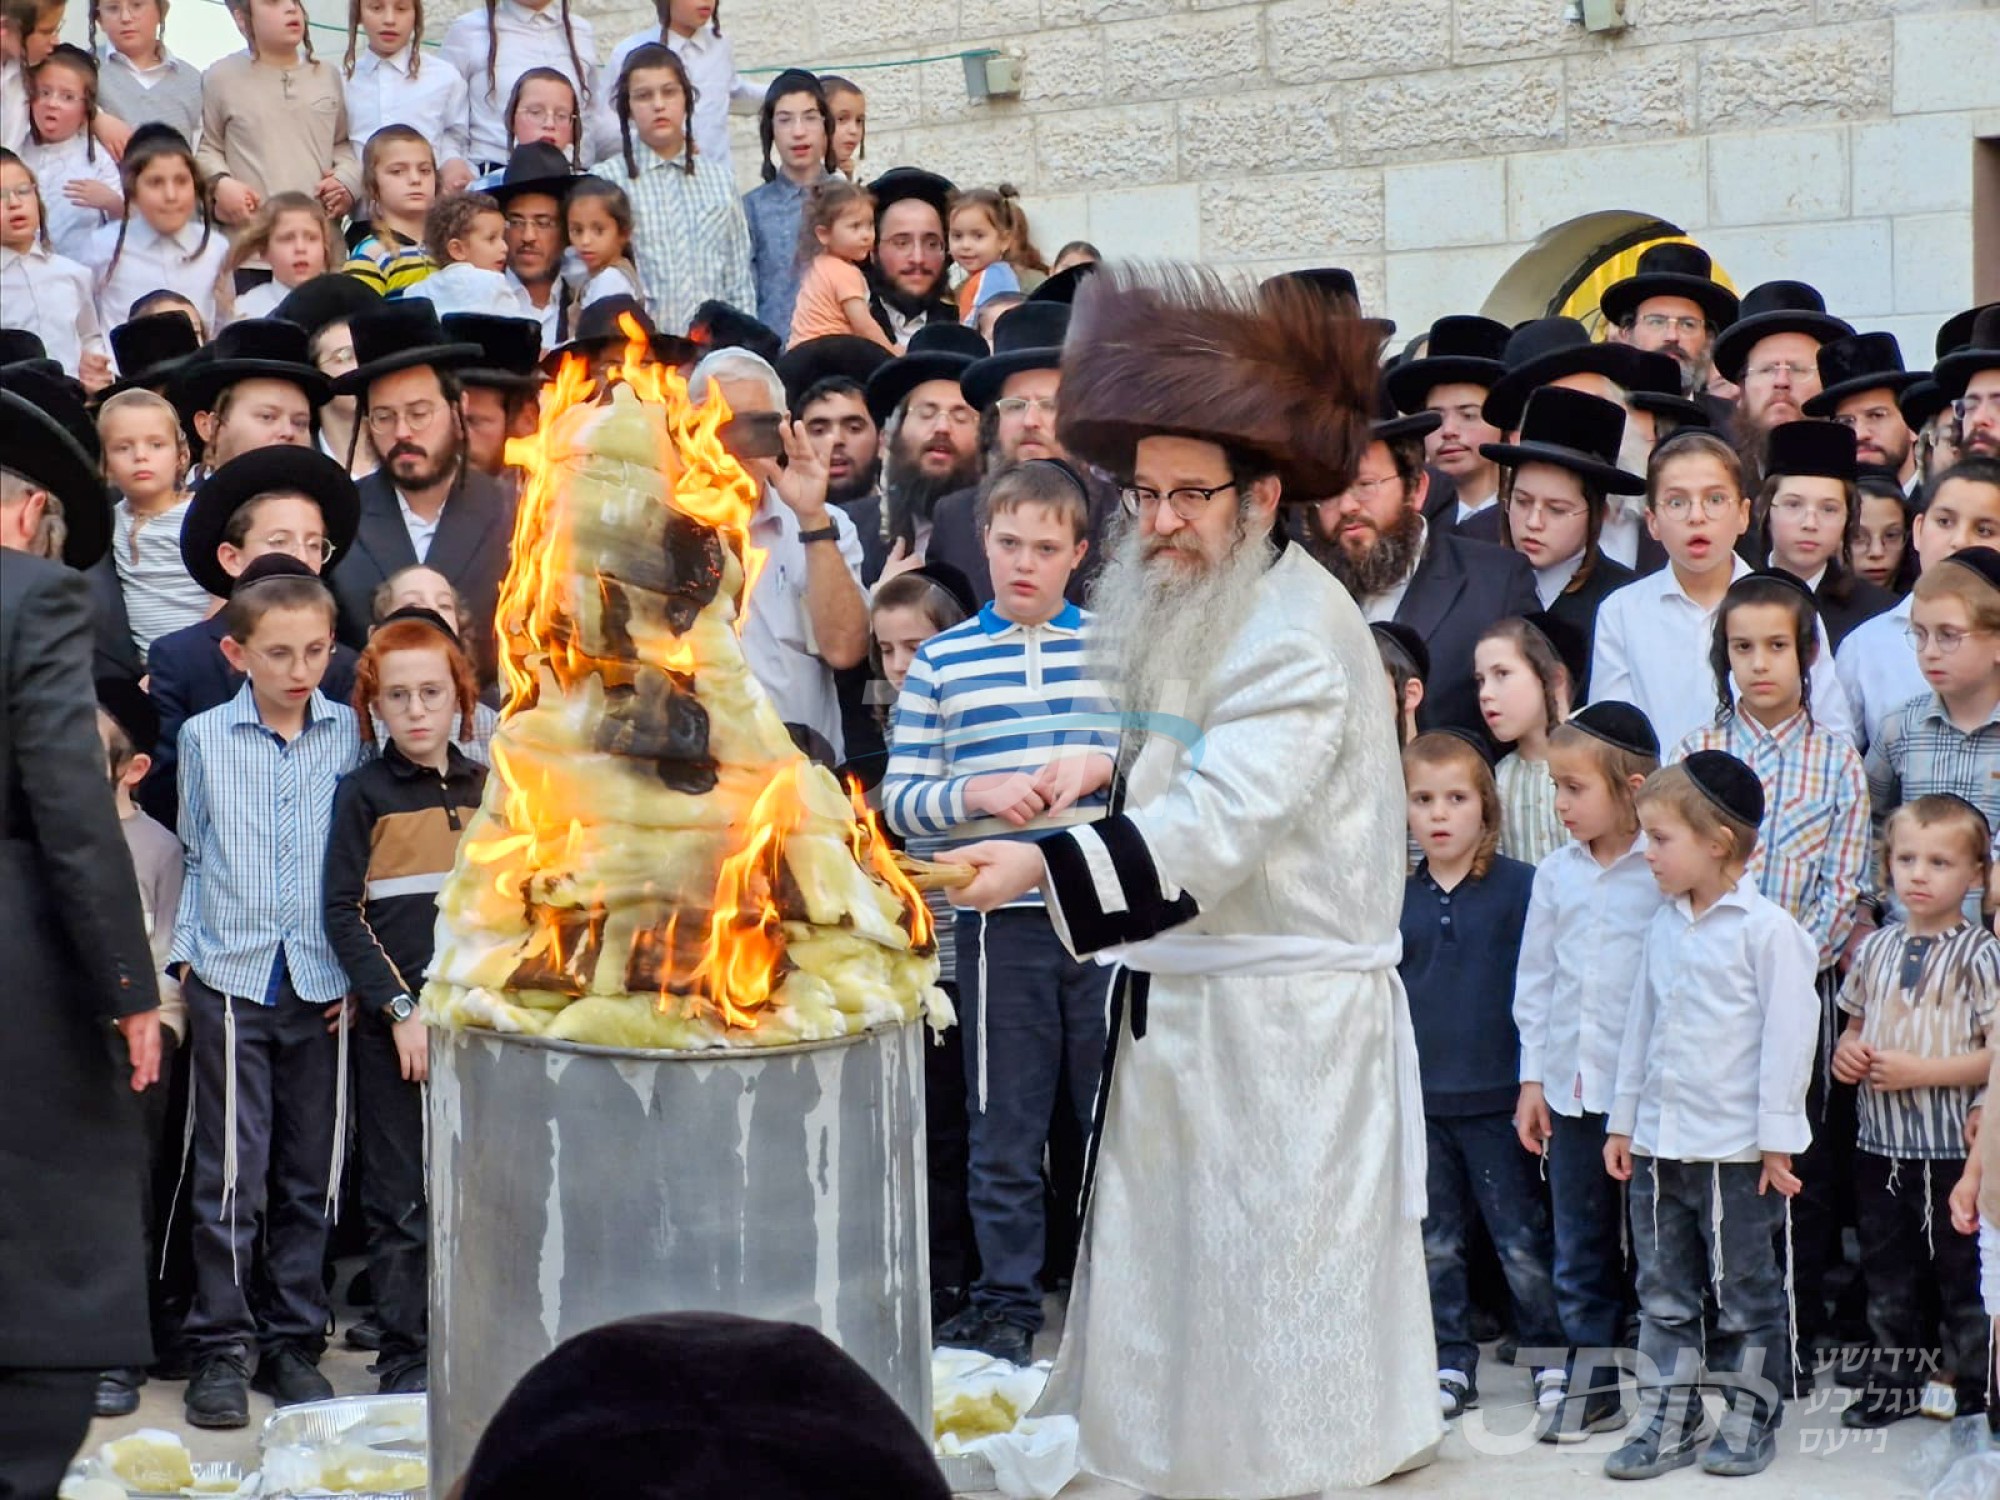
top-left (1259, 266), bottom-right (1395, 336)
top-left (173, 318), bottom-right (333, 414)
top-left (1801, 331), bottom-right (1922, 416)
top-left (1942, 545), bottom-right (2000, 593)
top-left (1934, 305), bottom-right (2000, 401)
top-left (1598, 241), bottom-right (1740, 331)
top-left (179, 446), bottom-right (359, 598)
top-left (95, 676), bottom-right (159, 753)
top-left (1624, 348), bottom-right (1713, 430)
top-left (231, 551), bottom-right (319, 591)
top-left (105, 311), bottom-right (205, 397)
top-left (442, 313), bottom-right (547, 392)
top-left (334, 302), bottom-right (483, 398)
top-left (1370, 620), bottom-right (1431, 683)
top-left (1740, 565), bottom-right (1819, 610)
top-left (1900, 379), bottom-right (1950, 435)
top-left (1763, 419), bottom-right (1858, 483)
top-left (1480, 386), bottom-right (1645, 494)
top-left (1027, 260), bottom-right (1097, 306)
top-left (867, 166), bottom-right (953, 223)
top-left (1523, 610), bottom-right (1590, 695)
top-left (272, 273), bottom-right (382, 341)
top-left (776, 335), bottom-right (894, 412)
top-left (1367, 378), bottom-right (1442, 445)
top-left (1384, 315), bottom-right (1510, 415)
top-left (1711, 281), bottom-right (1853, 385)
top-left (961, 300), bottom-right (1069, 410)
top-left (904, 559), bottom-right (978, 618)
top-left (1937, 302), bottom-right (1997, 361)
top-left (377, 602), bottom-right (461, 642)
top-left (456, 1312), bottom-right (952, 1500)
top-left (0, 328), bottom-right (47, 366)
top-left (1, 360), bottom-right (97, 460)
top-left (542, 295), bottom-right (698, 372)
top-left (1683, 748), bottom-right (1765, 828)
top-left (688, 299), bottom-right (783, 367)
top-left (0, 385), bottom-right (111, 569)
top-left (864, 321), bottom-right (987, 425)
top-left (1569, 699), bottom-right (1659, 758)
top-left (486, 141), bottom-right (577, 207)
top-left (1481, 317), bottom-right (1646, 433)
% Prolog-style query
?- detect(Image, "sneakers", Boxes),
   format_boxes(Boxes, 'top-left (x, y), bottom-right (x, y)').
top-left (933, 1304), bottom-right (1034, 1366)
top-left (184, 1354), bottom-right (251, 1430)
top-left (1438, 1369), bottom-right (1477, 1419)
top-left (1540, 1383), bottom-right (1627, 1444)
top-left (1604, 1397), bottom-right (1712, 1480)
top-left (1701, 1407), bottom-right (1778, 1477)
top-left (251, 1345), bottom-right (335, 1408)
top-left (93, 1368), bottom-right (145, 1418)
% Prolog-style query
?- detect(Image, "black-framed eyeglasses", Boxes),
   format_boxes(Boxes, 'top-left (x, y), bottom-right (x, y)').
top-left (1119, 482), bottom-right (1238, 521)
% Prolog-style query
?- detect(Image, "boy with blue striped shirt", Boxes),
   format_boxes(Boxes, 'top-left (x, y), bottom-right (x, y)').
top-left (883, 459), bottom-right (1117, 1366)
top-left (167, 550), bottom-right (360, 1430)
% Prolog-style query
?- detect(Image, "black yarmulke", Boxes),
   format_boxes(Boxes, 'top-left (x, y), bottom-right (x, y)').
top-left (1742, 567), bottom-right (1819, 607)
top-left (1569, 700), bottom-right (1660, 758)
top-left (377, 604), bottom-right (460, 642)
top-left (95, 676), bottom-right (159, 753)
top-left (230, 553), bottom-right (318, 592)
top-left (1425, 725), bottom-right (1496, 768)
top-left (1684, 748), bottom-right (1765, 828)
top-left (1942, 545), bottom-right (2000, 593)
top-left (1370, 620), bottom-right (1431, 684)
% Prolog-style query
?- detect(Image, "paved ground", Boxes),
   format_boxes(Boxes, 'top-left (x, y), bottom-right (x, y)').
top-left (89, 1310), bottom-right (1945, 1497)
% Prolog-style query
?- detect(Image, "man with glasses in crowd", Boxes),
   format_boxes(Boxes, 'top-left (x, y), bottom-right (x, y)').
top-left (1711, 281), bottom-right (1853, 488)
top-left (864, 323), bottom-right (989, 563)
top-left (491, 144), bottom-right (579, 351)
top-left (866, 168), bottom-right (958, 343)
top-left (1938, 306), bottom-right (2000, 461)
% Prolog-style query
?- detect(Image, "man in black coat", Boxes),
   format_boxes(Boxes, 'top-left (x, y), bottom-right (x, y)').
top-left (324, 304), bottom-right (516, 679)
top-left (0, 392), bottom-right (161, 1494)
top-left (865, 168), bottom-right (959, 344)
top-left (1303, 398), bottom-right (1538, 737)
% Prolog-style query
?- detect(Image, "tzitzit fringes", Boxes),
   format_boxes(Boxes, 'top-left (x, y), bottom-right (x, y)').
top-left (975, 911), bottom-right (991, 1115)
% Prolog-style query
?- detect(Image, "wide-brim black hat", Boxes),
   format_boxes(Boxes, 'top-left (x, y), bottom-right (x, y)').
top-left (961, 301), bottom-right (1069, 410)
top-left (334, 302), bottom-right (484, 397)
top-left (1368, 378), bottom-right (1442, 445)
top-left (272, 273), bottom-right (383, 341)
top-left (95, 675), bottom-right (159, 752)
top-left (1801, 331), bottom-right (1921, 416)
top-left (180, 446), bottom-right (359, 598)
top-left (776, 335), bottom-right (894, 411)
top-left (865, 321), bottom-right (987, 426)
top-left (1623, 348), bottom-right (1712, 430)
top-left (867, 166), bottom-right (954, 223)
top-left (1028, 261), bottom-right (1097, 307)
top-left (0, 328), bottom-right (47, 366)
top-left (688, 299), bottom-right (782, 366)
top-left (1482, 317), bottom-right (1646, 433)
top-left (103, 310), bottom-right (205, 399)
top-left (442, 312), bottom-right (547, 392)
top-left (1480, 386), bottom-right (1645, 494)
top-left (173, 318), bottom-right (333, 414)
top-left (1764, 419), bottom-right (1858, 483)
top-left (541, 295), bottom-right (698, 373)
top-left (1598, 241), bottom-right (1739, 331)
top-left (1900, 378), bottom-right (1950, 434)
top-left (1385, 315), bottom-right (1512, 414)
top-left (0, 385), bottom-right (111, 569)
top-left (1937, 302), bottom-right (1997, 361)
top-left (1259, 266), bottom-right (1396, 336)
top-left (486, 142), bottom-right (578, 207)
top-left (1711, 281), bottom-right (1853, 384)
top-left (1933, 306), bottom-right (2000, 401)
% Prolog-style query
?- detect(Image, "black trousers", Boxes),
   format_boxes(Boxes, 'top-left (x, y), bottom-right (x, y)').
top-left (352, 1010), bottom-right (428, 1380)
top-left (1791, 977), bottom-right (1861, 1344)
top-left (924, 982), bottom-right (978, 1299)
top-left (142, 1028), bottom-right (195, 1362)
top-left (182, 975), bottom-right (339, 1364)
top-left (0, 1367), bottom-right (95, 1500)
top-left (1854, 1151), bottom-right (1988, 1412)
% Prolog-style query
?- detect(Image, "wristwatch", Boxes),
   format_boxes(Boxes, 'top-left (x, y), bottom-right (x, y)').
top-left (385, 994), bottom-right (418, 1024)
top-left (796, 523), bottom-right (840, 545)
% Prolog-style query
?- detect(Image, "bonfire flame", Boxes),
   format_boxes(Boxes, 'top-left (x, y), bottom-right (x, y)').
top-left (447, 312), bottom-right (933, 1037)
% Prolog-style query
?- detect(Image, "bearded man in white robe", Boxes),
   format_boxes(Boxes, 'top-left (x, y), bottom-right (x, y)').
top-left (953, 267), bottom-right (1444, 1497)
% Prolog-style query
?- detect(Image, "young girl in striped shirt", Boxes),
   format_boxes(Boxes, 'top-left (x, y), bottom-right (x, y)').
top-left (1475, 614), bottom-right (1576, 865)
top-left (99, 387), bottom-right (206, 663)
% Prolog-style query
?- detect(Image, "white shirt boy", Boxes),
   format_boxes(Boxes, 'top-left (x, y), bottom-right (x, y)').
top-left (83, 216), bottom-right (231, 336)
top-left (440, 0), bottom-right (602, 169)
top-left (1834, 593), bottom-right (1923, 752)
top-left (345, 45), bottom-right (471, 175)
top-left (1609, 873), bottom-right (1820, 1162)
top-left (0, 242), bottom-right (107, 376)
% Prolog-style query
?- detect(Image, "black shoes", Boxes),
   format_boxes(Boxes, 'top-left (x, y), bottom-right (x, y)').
top-left (93, 1368), bottom-right (145, 1417)
top-left (933, 1304), bottom-right (1035, 1366)
top-left (251, 1344), bottom-right (335, 1407)
top-left (343, 1318), bottom-right (384, 1352)
top-left (378, 1358), bottom-right (428, 1395)
top-left (184, 1353), bottom-right (251, 1429)
top-left (1701, 1408), bottom-right (1779, 1476)
top-left (1438, 1369), bottom-right (1478, 1419)
top-left (1604, 1398), bottom-right (1713, 1480)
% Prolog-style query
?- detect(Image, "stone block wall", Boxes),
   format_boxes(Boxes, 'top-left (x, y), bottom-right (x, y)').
top-left (437, 0), bottom-right (1997, 348)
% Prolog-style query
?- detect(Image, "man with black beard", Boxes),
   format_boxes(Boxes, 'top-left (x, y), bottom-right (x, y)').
top-left (866, 168), bottom-right (958, 343)
top-left (324, 304), bottom-right (516, 681)
top-left (1303, 391), bottom-right (1538, 737)
top-left (864, 323), bottom-right (986, 562)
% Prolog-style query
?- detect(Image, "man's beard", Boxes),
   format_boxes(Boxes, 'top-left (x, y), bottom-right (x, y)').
top-left (882, 434), bottom-right (977, 546)
top-left (1088, 507), bottom-right (1275, 759)
top-left (869, 261), bottom-right (943, 316)
top-left (1664, 345), bottom-right (1711, 397)
top-left (1303, 503), bottom-right (1427, 599)
top-left (388, 437), bottom-right (459, 492)
top-left (1860, 431), bottom-right (1913, 475)
top-left (827, 453), bottom-right (881, 508)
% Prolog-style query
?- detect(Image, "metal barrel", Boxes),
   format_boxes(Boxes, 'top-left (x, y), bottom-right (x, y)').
top-left (427, 1021), bottom-right (931, 1482)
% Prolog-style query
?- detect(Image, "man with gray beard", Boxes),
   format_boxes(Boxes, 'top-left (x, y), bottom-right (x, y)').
top-left (950, 266), bottom-right (1442, 1497)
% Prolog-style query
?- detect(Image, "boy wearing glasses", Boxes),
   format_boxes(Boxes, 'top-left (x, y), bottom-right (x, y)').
top-left (167, 548), bottom-right (361, 1429)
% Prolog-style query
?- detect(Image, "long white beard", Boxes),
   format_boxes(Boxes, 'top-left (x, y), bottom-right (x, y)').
top-left (1087, 511), bottom-right (1275, 769)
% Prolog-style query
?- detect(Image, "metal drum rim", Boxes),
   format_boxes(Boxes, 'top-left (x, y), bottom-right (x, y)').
top-left (433, 1018), bottom-right (913, 1063)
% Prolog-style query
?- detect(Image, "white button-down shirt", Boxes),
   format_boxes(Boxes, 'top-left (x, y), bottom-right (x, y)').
top-left (739, 490), bottom-right (864, 760)
top-left (397, 490), bottom-right (441, 560)
top-left (0, 242), bottom-right (107, 377)
top-left (22, 134), bottom-right (122, 260)
top-left (1, 60), bottom-right (26, 155)
top-left (440, 0), bottom-right (602, 168)
top-left (597, 23), bottom-right (759, 172)
top-left (1610, 874), bottom-right (1821, 1161)
top-left (1514, 835), bottom-right (1663, 1117)
top-left (1590, 552), bottom-right (1857, 751)
top-left (82, 215), bottom-right (232, 336)
top-left (345, 45), bottom-right (470, 171)
top-left (1835, 592), bottom-right (1922, 752)
top-left (1533, 550), bottom-right (1585, 609)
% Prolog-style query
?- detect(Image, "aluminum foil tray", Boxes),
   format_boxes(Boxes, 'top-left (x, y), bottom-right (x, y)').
top-left (258, 1395), bottom-right (426, 1453)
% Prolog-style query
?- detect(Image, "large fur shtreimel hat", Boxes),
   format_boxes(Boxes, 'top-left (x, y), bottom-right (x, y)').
top-left (1055, 263), bottom-right (1380, 501)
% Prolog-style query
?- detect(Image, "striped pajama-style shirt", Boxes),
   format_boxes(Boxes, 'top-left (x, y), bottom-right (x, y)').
top-left (1495, 751), bottom-right (1565, 867)
top-left (591, 149), bottom-right (754, 336)
top-left (168, 685), bottom-right (361, 1004)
